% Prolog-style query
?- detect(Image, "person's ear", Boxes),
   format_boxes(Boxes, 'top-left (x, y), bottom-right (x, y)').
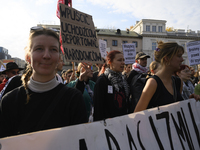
top-left (135, 59), bottom-right (138, 63)
top-left (25, 54), bottom-right (31, 64)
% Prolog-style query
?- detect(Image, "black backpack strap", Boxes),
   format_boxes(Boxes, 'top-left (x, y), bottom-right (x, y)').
top-left (171, 76), bottom-right (177, 102)
top-left (36, 85), bottom-right (68, 130)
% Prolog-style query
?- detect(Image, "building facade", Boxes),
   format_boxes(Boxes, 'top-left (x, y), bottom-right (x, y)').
top-left (37, 20), bottom-right (200, 68)
top-left (0, 47), bottom-right (11, 60)
top-left (130, 19), bottom-right (200, 67)
top-left (96, 28), bottom-right (142, 54)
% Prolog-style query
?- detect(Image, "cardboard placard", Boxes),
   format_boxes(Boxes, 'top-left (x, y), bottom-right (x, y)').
top-left (122, 43), bottom-right (136, 64)
top-left (59, 3), bottom-right (103, 64)
top-left (0, 99), bottom-right (200, 150)
top-left (186, 41), bottom-right (200, 66)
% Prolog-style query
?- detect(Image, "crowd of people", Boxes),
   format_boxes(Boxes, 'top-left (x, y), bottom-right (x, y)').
top-left (0, 27), bottom-right (200, 138)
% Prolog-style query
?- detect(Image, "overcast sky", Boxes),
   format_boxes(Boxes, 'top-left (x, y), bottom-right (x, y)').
top-left (0, 0), bottom-right (199, 60)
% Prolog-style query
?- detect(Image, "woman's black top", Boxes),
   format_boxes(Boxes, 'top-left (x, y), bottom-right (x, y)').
top-left (148, 75), bottom-right (183, 109)
top-left (0, 84), bottom-right (87, 138)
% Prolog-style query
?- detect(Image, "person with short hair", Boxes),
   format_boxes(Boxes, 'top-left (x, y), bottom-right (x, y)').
top-left (0, 27), bottom-right (87, 138)
top-left (127, 52), bottom-right (150, 84)
top-left (190, 67), bottom-right (199, 85)
top-left (0, 62), bottom-right (23, 92)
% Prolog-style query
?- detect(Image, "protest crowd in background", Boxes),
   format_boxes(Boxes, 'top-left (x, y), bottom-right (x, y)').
top-left (0, 32), bottom-right (200, 139)
top-left (0, 2), bottom-right (200, 148)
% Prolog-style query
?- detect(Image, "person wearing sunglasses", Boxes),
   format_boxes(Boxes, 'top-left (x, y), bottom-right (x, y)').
top-left (0, 27), bottom-right (87, 138)
top-left (67, 62), bottom-right (95, 122)
top-left (0, 62), bottom-right (23, 92)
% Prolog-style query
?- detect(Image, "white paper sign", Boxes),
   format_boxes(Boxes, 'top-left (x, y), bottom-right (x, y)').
top-left (0, 64), bottom-right (6, 72)
top-left (99, 39), bottom-right (107, 59)
top-left (122, 43), bottom-right (136, 64)
top-left (186, 41), bottom-right (200, 66)
top-left (0, 99), bottom-right (200, 150)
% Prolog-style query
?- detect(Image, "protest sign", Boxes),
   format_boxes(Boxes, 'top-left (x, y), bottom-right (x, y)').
top-left (59, 3), bottom-right (103, 64)
top-left (122, 43), bottom-right (136, 64)
top-left (0, 60), bottom-right (14, 72)
top-left (99, 39), bottom-right (107, 59)
top-left (186, 41), bottom-right (200, 66)
top-left (0, 99), bottom-right (200, 150)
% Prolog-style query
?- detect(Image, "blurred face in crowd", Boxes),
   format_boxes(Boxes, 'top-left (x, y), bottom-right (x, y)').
top-left (96, 64), bottom-right (103, 71)
top-left (66, 72), bottom-right (72, 81)
top-left (178, 67), bottom-right (191, 81)
top-left (124, 64), bottom-right (132, 73)
top-left (137, 57), bottom-right (147, 67)
top-left (190, 67), bottom-right (195, 76)
top-left (6, 69), bottom-right (19, 78)
top-left (110, 53), bottom-right (125, 73)
top-left (0, 74), bottom-right (5, 83)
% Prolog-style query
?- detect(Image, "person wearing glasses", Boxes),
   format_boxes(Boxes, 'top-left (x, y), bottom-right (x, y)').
top-left (0, 27), bottom-right (87, 138)
top-left (0, 62), bottom-right (23, 92)
top-left (67, 62), bottom-right (95, 122)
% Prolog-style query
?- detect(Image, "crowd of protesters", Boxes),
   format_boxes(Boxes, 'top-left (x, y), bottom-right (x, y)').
top-left (0, 27), bottom-right (200, 138)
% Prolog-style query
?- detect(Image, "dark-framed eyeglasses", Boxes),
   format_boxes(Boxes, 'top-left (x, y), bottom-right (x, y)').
top-left (30, 26), bottom-right (60, 33)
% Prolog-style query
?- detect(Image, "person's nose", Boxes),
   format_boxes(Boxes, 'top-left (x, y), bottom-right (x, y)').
top-left (43, 48), bottom-right (51, 59)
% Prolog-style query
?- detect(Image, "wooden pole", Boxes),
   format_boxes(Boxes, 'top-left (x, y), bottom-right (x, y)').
top-left (0, 60), bottom-right (6, 68)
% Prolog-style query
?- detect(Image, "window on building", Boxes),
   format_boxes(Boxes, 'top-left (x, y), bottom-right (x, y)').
top-left (112, 40), bottom-right (118, 46)
top-left (152, 42), bottom-right (157, 50)
top-left (152, 26), bottom-right (156, 32)
top-left (123, 41), bottom-right (128, 44)
top-left (146, 25), bottom-right (150, 32)
top-left (132, 41), bottom-right (138, 47)
top-left (158, 26), bottom-right (162, 32)
top-left (104, 39), bottom-right (107, 42)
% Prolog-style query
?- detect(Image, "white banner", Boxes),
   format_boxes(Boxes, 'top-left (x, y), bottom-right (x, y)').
top-left (0, 99), bottom-right (200, 150)
top-left (99, 39), bottom-right (107, 59)
top-left (186, 41), bottom-right (200, 66)
top-left (122, 43), bottom-right (136, 64)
